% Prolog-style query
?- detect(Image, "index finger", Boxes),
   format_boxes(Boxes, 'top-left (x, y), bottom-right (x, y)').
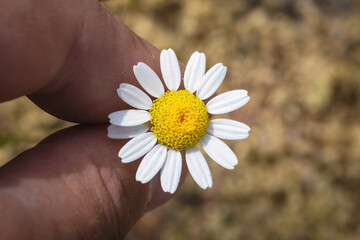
top-left (0, 0), bottom-right (165, 123)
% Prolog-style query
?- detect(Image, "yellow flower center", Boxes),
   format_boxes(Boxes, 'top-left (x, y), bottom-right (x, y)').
top-left (149, 90), bottom-right (209, 151)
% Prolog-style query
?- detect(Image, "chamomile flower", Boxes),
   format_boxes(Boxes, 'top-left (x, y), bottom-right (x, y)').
top-left (108, 49), bottom-right (250, 194)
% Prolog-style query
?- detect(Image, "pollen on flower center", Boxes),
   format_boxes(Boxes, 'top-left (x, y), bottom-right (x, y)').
top-left (150, 90), bottom-right (209, 151)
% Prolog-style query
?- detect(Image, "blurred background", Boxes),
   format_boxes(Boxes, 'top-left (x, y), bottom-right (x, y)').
top-left (1, 0), bottom-right (360, 239)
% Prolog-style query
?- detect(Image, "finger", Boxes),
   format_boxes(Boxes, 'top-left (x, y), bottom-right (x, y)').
top-left (0, 0), bottom-right (83, 102)
top-left (0, 125), bottom-right (182, 239)
top-left (0, 0), bottom-right (179, 123)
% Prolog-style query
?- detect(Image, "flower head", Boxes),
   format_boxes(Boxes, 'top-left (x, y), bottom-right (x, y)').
top-left (108, 49), bottom-right (250, 194)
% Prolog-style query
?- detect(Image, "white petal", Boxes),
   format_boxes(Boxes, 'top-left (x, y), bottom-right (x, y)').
top-left (160, 49), bottom-right (181, 91)
top-left (185, 147), bottom-right (213, 189)
top-left (107, 124), bottom-right (149, 139)
top-left (206, 90), bottom-right (249, 115)
top-left (160, 150), bottom-right (182, 194)
top-left (119, 132), bottom-right (157, 163)
top-left (133, 62), bottom-right (165, 98)
top-left (200, 134), bottom-right (238, 170)
top-left (207, 119), bottom-right (250, 140)
top-left (136, 144), bottom-right (168, 184)
top-left (197, 63), bottom-right (227, 100)
top-left (117, 83), bottom-right (153, 110)
top-left (184, 51), bottom-right (206, 93)
top-left (108, 110), bottom-right (151, 126)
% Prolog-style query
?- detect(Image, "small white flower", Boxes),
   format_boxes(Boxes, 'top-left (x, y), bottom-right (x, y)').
top-left (108, 49), bottom-right (250, 194)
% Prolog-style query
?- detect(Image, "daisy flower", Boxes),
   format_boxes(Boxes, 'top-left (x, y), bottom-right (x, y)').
top-left (108, 49), bottom-right (250, 194)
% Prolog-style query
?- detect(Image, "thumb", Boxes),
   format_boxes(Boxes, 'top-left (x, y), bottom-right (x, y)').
top-left (0, 125), bottom-right (180, 239)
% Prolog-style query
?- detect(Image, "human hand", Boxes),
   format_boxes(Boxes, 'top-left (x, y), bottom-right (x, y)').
top-left (0, 0), bottom-right (183, 239)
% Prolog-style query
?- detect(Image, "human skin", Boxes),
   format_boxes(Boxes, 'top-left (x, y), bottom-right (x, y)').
top-left (0, 0), bottom-right (184, 239)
